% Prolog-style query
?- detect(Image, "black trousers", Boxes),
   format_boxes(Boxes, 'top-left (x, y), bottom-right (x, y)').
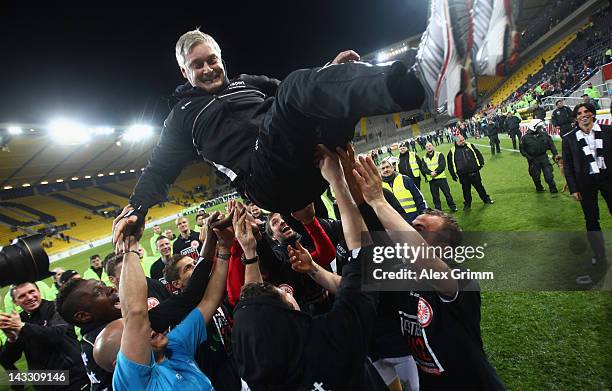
top-left (429, 178), bottom-right (456, 210)
top-left (489, 135), bottom-right (501, 154)
top-left (528, 155), bottom-right (556, 190)
top-left (245, 61), bottom-right (425, 213)
top-left (458, 171), bottom-right (490, 205)
top-left (579, 174), bottom-right (612, 260)
top-left (509, 130), bottom-right (520, 149)
top-left (413, 176), bottom-right (421, 190)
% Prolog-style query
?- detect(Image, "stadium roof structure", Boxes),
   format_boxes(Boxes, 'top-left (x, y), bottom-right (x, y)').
top-left (0, 124), bottom-right (159, 190)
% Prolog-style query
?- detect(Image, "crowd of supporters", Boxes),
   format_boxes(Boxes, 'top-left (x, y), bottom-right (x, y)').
top-left (0, 144), bottom-right (510, 391)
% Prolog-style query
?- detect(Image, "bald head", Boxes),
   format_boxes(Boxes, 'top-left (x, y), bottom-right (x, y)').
top-left (93, 318), bottom-right (124, 373)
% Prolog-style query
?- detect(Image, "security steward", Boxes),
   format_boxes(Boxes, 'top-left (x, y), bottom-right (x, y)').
top-left (380, 157), bottom-right (426, 223)
top-left (520, 119), bottom-right (559, 193)
top-left (447, 135), bottom-right (494, 210)
top-left (421, 143), bottom-right (458, 212)
top-left (504, 111), bottom-right (522, 149)
top-left (485, 117), bottom-right (501, 155)
top-left (551, 99), bottom-right (574, 137)
top-left (398, 144), bottom-right (424, 189)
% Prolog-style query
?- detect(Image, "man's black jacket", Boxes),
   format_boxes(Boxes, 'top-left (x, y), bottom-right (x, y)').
top-left (447, 143), bottom-right (485, 178)
top-left (520, 130), bottom-right (557, 159)
top-left (562, 125), bottom-right (612, 194)
top-left (129, 76), bottom-right (280, 214)
top-left (0, 300), bottom-right (89, 390)
top-left (532, 106), bottom-right (546, 120)
top-left (551, 106), bottom-right (574, 127)
top-left (503, 116), bottom-right (521, 134)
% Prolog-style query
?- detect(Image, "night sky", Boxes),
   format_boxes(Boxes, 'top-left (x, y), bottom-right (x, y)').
top-left (1, 1), bottom-right (427, 127)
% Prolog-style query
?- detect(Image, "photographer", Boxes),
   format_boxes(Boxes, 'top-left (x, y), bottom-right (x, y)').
top-left (0, 282), bottom-right (89, 390)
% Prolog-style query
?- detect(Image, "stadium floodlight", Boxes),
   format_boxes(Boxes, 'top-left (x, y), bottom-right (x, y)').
top-left (129, 169), bottom-right (135, 173)
top-left (8, 126), bottom-right (23, 135)
top-left (56, 179), bottom-right (64, 183)
top-left (84, 175), bottom-right (91, 179)
top-left (71, 177), bottom-right (79, 180)
top-left (108, 172), bottom-right (115, 175)
top-left (3, 186), bottom-right (13, 190)
top-left (49, 119), bottom-right (92, 144)
top-left (119, 170), bottom-right (126, 174)
top-left (140, 168), bottom-right (145, 171)
top-left (123, 124), bottom-right (153, 142)
top-left (22, 183), bottom-right (30, 187)
top-left (97, 173), bottom-right (104, 177)
top-left (93, 126), bottom-right (115, 136)
top-left (377, 52), bottom-right (389, 63)
top-left (40, 181), bottom-right (48, 185)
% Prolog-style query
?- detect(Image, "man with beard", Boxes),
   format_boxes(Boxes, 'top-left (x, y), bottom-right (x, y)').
top-left (262, 203), bottom-right (336, 314)
top-left (0, 282), bottom-right (90, 391)
top-left (379, 157), bottom-right (426, 222)
top-left (173, 216), bottom-right (202, 260)
top-left (447, 135), bottom-right (494, 210)
top-left (422, 143), bottom-right (457, 212)
top-left (149, 236), bottom-right (173, 280)
top-left (562, 103), bottom-right (611, 283)
top-left (83, 254), bottom-right (112, 286)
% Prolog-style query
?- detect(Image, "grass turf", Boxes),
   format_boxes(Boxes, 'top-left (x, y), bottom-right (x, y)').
top-left (1, 136), bottom-right (610, 390)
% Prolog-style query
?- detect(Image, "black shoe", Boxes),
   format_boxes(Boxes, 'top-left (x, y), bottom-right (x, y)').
top-left (550, 188), bottom-right (558, 194)
top-left (451, 206), bottom-right (459, 212)
top-left (484, 199), bottom-right (495, 204)
top-left (463, 204), bottom-right (471, 210)
top-left (536, 188), bottom-right (546, 193)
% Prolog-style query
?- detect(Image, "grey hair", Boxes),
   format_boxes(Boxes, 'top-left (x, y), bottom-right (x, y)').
top-left (175, 28), bottom-right (222, 68)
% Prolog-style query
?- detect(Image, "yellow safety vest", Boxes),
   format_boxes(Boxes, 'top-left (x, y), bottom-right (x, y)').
top-left (449, 142), bottom-right (482, 175)
top-left (408, 152), bottom-right (421, 178)
top-left (381, 175), bottom-right (417, 214)
top-left (423, 151), bottom-right (446, 180)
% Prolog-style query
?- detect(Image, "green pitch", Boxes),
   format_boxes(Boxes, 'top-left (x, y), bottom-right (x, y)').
top-left (1, 136), bottom-right (610, 390)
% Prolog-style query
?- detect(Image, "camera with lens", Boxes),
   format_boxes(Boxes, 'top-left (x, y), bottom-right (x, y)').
top-left (0, 234), bottom-right (53, 288)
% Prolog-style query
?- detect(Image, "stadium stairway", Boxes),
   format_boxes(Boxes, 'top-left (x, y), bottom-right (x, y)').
top-left (0, 201), bottom-right (56, 223)
top-left (50, 193), bottom-right (104, 212)
top-left (98, 184), bottom-right (130, 198)
top-left (489, 32), bottom-right (579, 107)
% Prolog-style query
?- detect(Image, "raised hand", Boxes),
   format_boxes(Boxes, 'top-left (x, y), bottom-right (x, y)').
top-left (353, 155), bottom-right (385, 205)
top-left (212, 212), bottom-right (235, 250)
top-left (288, 241), bottom-right (316, 274)
top-left (112, 205), bottom-right (144, 254)
top-left (292, 203), bottom-right (315, 225)
top-left (314, 144), bottom-right (344, 185)
top-left (331, 50), bottom-right (360, 64)
top-left (233, 207), bottom-right (257, 257)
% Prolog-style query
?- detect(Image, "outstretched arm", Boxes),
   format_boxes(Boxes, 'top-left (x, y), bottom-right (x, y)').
top-left (289, 241), bottom-right (342, 293)
top-left (119, 236), bottom-right (151, 366)
top-left (353, 156), bottom-right (457, 297)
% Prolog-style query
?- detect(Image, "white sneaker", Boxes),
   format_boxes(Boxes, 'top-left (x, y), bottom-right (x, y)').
top-left (414, 0), bottom-right (477, 119)
top-left (472, 0), bottom-right (521, 75)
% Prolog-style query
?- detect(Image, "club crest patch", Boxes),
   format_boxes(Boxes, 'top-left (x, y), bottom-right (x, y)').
top-left (417, 297), bottom-right (433, 327)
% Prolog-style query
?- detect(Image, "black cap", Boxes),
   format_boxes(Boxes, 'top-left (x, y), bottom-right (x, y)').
top-left (59, 270), bottom-right (79, 285)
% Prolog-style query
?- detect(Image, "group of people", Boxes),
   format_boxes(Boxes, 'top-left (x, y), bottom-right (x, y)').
top-left (1, 0), bottom-right (611, 388)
